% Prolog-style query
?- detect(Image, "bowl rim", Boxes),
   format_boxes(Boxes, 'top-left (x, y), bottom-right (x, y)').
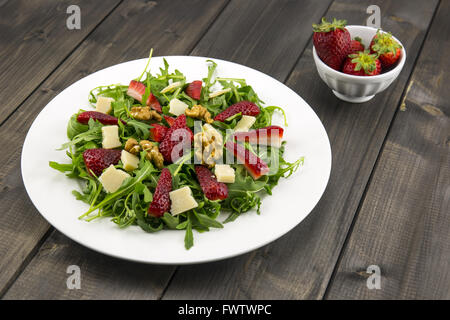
top-left (313, 25), bottom-right (407, 80)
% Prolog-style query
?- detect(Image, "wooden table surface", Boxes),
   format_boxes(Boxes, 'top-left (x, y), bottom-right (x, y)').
top-left (0, 0), bottom-right (448, 300)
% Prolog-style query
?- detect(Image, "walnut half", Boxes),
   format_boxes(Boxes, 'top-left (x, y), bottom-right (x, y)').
top-left (130, 106), bottom-right (162, 121)
top-left (124, 138), bottom-right (140, 155)
top-left (139, 140), bottom-right (164, 169)
top-left (185, 105), bottom-right (213, 124)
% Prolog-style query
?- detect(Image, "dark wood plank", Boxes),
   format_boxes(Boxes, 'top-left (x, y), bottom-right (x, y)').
top-left (0, 0), bottom-right (122, 125)
top-left (0, 0), bottom-right (228, 299)
top-left (191, 0), bottom-right (332, 81)
top-left (162, 0), bottom-right (439, 299)
top-left (326, 0), bottom-right (450, 299)
top-left (2, 0), bottom-right (332, 299)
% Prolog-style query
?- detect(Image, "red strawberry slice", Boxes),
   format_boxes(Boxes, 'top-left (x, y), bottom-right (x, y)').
top-left (127, 80), bottom-right (162, 113)
top-left (233, 125), bottom-right (284, 147)
top-left (77, 111), bottom-right (123, 125)
top-left (149, 124), bottom-right (168, 142)
top-left (172, 114), bottom-right (187, 128)
top-left (147, 93), bottom-right (162, 113)
top-left (164, 115), bottom-right (175, 127)
top-left (185, 80), bottom-right (202, 100)
top-left (127, 80), bottom-right (146, 101)
top-left (195, 165), bottom-right (228, 200)
top-left (214, 101), bottom-right (260, 122)
top-left (159, 115), bottom-right (193, 163)
top-left (82, 148), bottom-right (121, 177)
top-left (225, 142), bottom-right (269, 180)
top-left (148, 168), bottom-right (172, 217)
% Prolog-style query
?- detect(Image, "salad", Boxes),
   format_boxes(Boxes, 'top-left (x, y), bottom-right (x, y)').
top-left (50, 51), bottom-right (303, 249)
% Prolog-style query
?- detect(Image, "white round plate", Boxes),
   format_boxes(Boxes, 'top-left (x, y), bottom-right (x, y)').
top-left (21, 56), bottom-right (331, 264)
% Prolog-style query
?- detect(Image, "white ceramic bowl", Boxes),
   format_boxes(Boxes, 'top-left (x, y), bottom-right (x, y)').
top-left (313, 25), bottom-right (406, 103)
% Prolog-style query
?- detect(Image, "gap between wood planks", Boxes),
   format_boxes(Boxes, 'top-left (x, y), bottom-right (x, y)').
top-left (322, 0), bottom-right (442, 299)
top-left (156, 0), bottom-right (335, 301)
top-left (0, 0), bottom-right (232, 299)
top-left (1, 0), bottom-right (330, 299)
top-left (0, 0), bottom-right (125, 298)
top-left (0, 0), bottom-right (125, 129)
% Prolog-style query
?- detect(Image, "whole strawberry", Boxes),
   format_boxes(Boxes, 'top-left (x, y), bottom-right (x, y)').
top-left (83, 148), bottom-right (121, 176)
top-left (195, 165), bottom-right (228, 201)
top-left (342, 50), bottom-right (381, 76)
top-left (313, 18), bottom-right (351, 70)
top-left (349, 37), bottom-right (365, 55)
top-left (370, 30), bottom-right (402, 69)
top-left (148, 168), bottom-right (172, 217)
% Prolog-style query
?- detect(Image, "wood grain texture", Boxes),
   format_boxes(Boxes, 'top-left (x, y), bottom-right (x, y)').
top-left (0, 0), bottom-right (122, 125)
top-left (0, 0), bottom-right (228, 299)
top-left (2, 0), bottom-right (332, 299)
top-left (326, 0), bottom-right (450, 299)
top-left (191, 0), bottom-right (332, 81)
top-left (162, 0), bottom-right (439, 299)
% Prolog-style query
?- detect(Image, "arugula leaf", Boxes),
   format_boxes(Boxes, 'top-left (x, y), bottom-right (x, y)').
top-left (200, 60), bottom-right (217, 102)
top-left (193, 210), bottom-right (223, 229)
top-left (80, 161), bottom-right (156, 218)
top-left (161, 212), bottom-right (180, 229)
top-left (59, 118), bottom-right (102, 151)
top-left (184, 218), bottom-right (194, 250)
top-left (126, 120), bottom-right (151, 139)
top-left (67, 113), bottom-right (88, 139)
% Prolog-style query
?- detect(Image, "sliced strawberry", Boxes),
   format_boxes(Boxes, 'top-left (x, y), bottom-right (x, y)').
top-left (195, 165), bottom-right (228, 200)
top-left (164, 115), bottom-right (176, 127)
top-left (127, 80), bottom-right (162, 113)
top-left (148, 168), bottom-right (172, 217)
top-left (185, 80), bottom-right (202, 100)
top-left (147, 93), bottom-right (162, 113)
top-left (149, 124), bottom-right (168, 142)
top-left (127, 80), bottom-right (146, 101)
top-left (233, 125), bottom-right (284, 147)
top-left (159, 115), bottom-right (193, 163)
top-left (171, 114), bottom-right (188, 128)
top-left (214, 101), bottom-right (260, 122)
top-left (225, 142), bottom-right (269, 180)
top-left (77, 111), bottom-right (123, 125)
top-left (82, 148), bottom-right (121, 176)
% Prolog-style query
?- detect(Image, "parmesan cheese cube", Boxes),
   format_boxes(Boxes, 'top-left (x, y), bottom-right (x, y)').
top-left (169, 98), bottom-right (189, 116)
top-left (95, 96), bottom-right (114, 114)
top-left (101, 125), bottom-right (122, 149)
top-left (214, 164), bottom-right (235, 183)
top-left (121, 150), bottom-right (139, 172)
top-left (160, 81), bottom-right (183, 94)
top-left (234, 115), bottom-right (256, 132)
top-left (209, 88), bottom-right (231, 99)
top-left (169, 186), bottom-right (198, 216)
top-left (99, 165), bottom-right (130, 193)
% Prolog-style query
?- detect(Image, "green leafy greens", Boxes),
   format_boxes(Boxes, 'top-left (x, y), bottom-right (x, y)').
top-left (50, 55), bottom-right (303, 250)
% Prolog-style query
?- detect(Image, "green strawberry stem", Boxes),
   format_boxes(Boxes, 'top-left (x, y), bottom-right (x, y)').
top-left (349, 50), bottom-right (378, 74)
top-left (312, 17), bottom-right (347, 32)
top-left (371, 30), bottom-right (402, 55)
